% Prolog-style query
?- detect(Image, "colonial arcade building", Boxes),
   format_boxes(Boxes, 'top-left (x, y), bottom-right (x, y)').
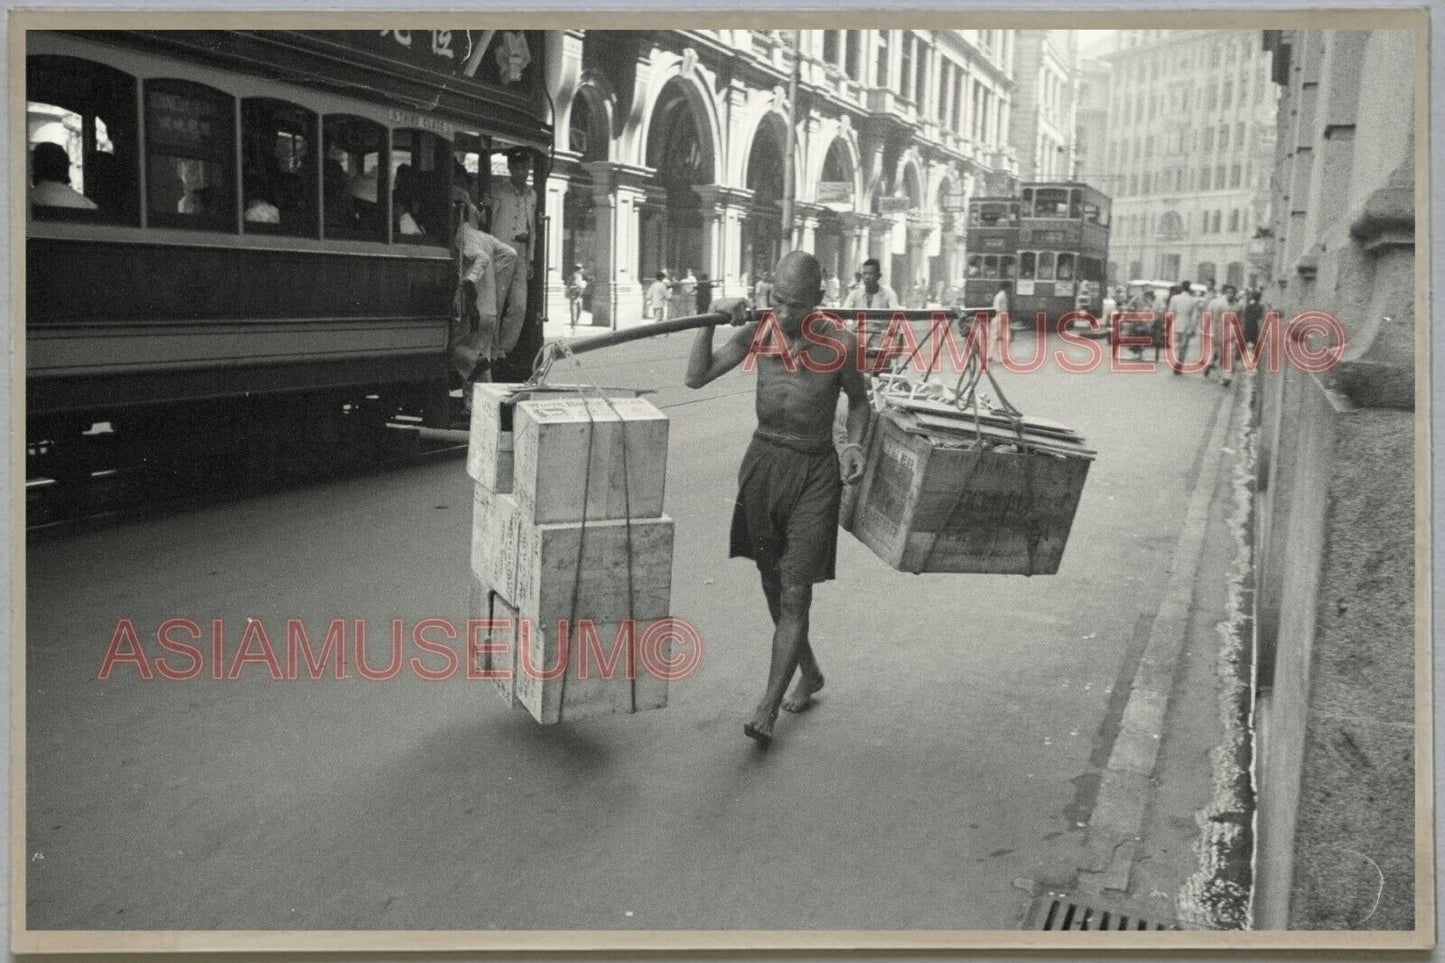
top-left (542, 29), bottom-right (1019, 327)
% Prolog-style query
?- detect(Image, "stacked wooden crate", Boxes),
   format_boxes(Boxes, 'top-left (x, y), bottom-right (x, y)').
top-left (467, 383), bottom-right (675, 723)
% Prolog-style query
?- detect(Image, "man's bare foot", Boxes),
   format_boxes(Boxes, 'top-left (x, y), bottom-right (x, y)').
top-left (781, 672), bottom-right (824, 713)
top-left (743, 710), bottom-right (776, 748)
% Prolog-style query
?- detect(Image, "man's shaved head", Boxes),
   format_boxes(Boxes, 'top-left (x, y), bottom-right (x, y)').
top-left (772, 250), bottom-right (823, 312)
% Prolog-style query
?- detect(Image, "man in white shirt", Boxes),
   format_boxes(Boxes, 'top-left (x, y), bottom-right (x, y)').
top-left (1166, 280), bottom-right (1201, 375)
top-left (30, 143), bottom-right (97, 211)
top-left (488, 150), bottom-right (536, 327)
top-left (646, 273), bottom-right (670, 321)
top-left (823, 270), bottom-right (841, 307)
top-left (841, 259), bottom-right (899, 310)
top-left (1202, 284), bottom-right (1237, 384)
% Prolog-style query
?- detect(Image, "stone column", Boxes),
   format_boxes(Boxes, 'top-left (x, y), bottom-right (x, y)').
top-left (543, 156), bottom-right (577, 324)
top-left (583, 160), bottom-right (653, 329)
top-left (695, 185), bottom-right (753, 299)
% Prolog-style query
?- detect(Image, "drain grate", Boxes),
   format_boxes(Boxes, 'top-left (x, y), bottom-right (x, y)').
top-left (1022, 894), bottom-right (1180, 931)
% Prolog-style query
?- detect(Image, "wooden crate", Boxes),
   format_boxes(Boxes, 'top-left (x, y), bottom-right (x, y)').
top-left (470, 487), bottom-right (525, 604)
top-left (467, 383), bottom-right (640, 491)
top-left (474, 491), bottom-right (673, 620)
top-left (513, 510), bottom-right (674, 624)
top-left (511, 617), bottom-right (670, 724)
top-left (849, 411), bottom-right (1091, 575)
top-left (512, 397), bottom-right (668, 524)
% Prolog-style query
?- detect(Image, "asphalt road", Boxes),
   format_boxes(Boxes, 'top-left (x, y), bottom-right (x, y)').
top-left (24, 329), bottom-right (1229, 931)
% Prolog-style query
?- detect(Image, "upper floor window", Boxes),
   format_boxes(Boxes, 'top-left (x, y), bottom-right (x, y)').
top-left (145, 79), bottom-right (236, 231)
top-left (27, 55), bottom-right (139, 224)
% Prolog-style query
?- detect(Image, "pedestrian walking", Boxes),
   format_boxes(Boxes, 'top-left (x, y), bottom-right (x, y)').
top-left (566, 263), bottom-right (587, 326)
top-left (646, 272), bottom-right (670, 321)
top-left (1202, 284), bottom-right (1237, 384)
top-left (685, 250), bottom-right (871, 748)
top-left (1166, 280), bottom-right (1199, 375)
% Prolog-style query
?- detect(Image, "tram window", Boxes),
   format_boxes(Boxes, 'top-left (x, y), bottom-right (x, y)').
top-left (1033, 188), bottom-right (1069, 218)
top-left (999, 255), bottom-right (1014, 279)
top-left (1083, 200), bottom-right (1104, 225)
top-left (391, 129), bottom-right (451, 245)
top-left (27, 56), bottom-right (138, 223)
top-left (324, 115), bottom-right (387, 241)
top-left (1056, 253), bottom-right (1075, 282)
top-left (241, 99), bottom-right (317, 237)
top-left (144, 80), bottom-right (236, 231)
top-left (1036, 252), bottom-right (1055, 281)
top-left (966, 255), bottom-right (982, 279)
top-left (1020, 188), bottom-right (1034, 217)
top-left (983, 255), bottom-right (998, 278)
top-left (1018, 252), bottom-right (1036, 280)
top-left (1068, 190), bottom-right (1082, 219)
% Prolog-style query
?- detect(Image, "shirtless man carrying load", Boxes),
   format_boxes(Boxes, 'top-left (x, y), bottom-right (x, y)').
top-left (686, 251), bottom-right (871, 747)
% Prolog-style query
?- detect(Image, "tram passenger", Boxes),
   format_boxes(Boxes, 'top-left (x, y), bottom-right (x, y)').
top-left (30, 142), bottom-right (96, 210)
top-left (451, 195), bottom-right (525, 388)
top-left (393, 164), bottom-right (425, 236)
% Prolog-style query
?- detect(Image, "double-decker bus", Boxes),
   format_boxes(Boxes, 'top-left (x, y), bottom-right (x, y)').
top-left (25, 28), bottom-right (550, 492)
top-left (962, 197), bottom-right (1019, 310)
top-left (1013, 181), bottom-right (1111, 323)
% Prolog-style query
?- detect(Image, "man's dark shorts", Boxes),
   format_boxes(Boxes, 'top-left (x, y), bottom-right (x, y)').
top-left (730, 432), bottom-right (842, 585)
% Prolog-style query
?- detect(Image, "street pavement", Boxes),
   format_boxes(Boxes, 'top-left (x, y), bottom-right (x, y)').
top-left (24, 327), bottom-right (1239, 932)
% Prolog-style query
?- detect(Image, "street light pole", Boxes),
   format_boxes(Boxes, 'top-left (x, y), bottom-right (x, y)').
top-left (779, 28), bottom-right (802, 255)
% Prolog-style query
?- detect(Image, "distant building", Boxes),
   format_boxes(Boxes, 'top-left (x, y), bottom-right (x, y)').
top-left (1072, 55), bottom-right (1113, 197)
top-left (545, 29), bottom-right (1018, 325)
top-left (1101, 30), bottom-right (1277, 287)
top-left (1007, 30), bottom-right (1078, 182)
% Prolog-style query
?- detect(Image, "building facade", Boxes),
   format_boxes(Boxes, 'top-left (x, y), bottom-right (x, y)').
top-left (1101, 30), bottom-right (1278, 288)
top-left (1072, 55), bottom-right (1112, 194)
top-left (542, 29), bottom-right (1018, 327)
top-left (1251, 26), bottom-right (1417, 931)
top-left (1007, 30), bottom-right (1078, 182)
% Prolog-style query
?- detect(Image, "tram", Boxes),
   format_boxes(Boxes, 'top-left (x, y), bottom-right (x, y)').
top-left (25, 29), bottom-right (551, 489)
top-left (961, 196), bottom-right (1020, 311)
top-left (1013, 181), bottom-right (1111, 322)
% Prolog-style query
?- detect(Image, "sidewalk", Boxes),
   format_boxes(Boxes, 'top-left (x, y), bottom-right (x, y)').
top-left (1044, 374), bottom-right (1258, 929)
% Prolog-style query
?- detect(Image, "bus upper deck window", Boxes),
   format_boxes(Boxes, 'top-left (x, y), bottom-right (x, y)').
top-left (27, 56), bottom-right (138, 224)
top-left (1056, 253), bottom-right (1075, 281)
top-left (145, 80), bottom-right (236, 231)
top-left (1018, 252), bottom-right (1036, 280)
top-left (1036, 252), bottom-right (1055, 280)
top-left (242, 99), bottom-right (318, 237)
top-left (324, 115), bottom-right (387, 241)
top-left (1035, 189), bottom-right (1068, 218)
top-left (392, 129), bottom-right (452, 245)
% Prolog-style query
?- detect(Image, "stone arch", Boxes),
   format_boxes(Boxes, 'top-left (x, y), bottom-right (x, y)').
top-left (740, 110), bottom-right (797, 281)
top-left (636, 73), bottom-right (718, 290)
top-left (634, 64), bottom-right (720, 182)
top-left (812, 132), bottom-right (861, 207)
top-left (568, 82), bottom-right (612, 162)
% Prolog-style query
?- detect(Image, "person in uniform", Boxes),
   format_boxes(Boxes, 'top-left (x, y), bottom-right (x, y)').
top-left (487, 149), bottom-right (536, 318)
top-left (685, 250), bottom-right (871, 747)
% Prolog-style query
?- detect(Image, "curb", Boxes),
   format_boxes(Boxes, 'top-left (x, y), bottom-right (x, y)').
top-left (1077, 380), bottom-right (1239, 895)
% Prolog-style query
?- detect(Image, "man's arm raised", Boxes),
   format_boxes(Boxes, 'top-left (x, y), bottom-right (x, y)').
top-left (686, 297), bottom-right (755, 389)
